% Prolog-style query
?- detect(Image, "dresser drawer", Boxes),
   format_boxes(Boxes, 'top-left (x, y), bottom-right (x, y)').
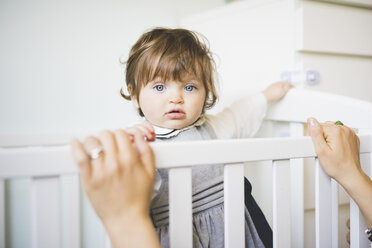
top-left (296, 52), bottom-right (372, 102)
top-left (296, 0), bottom-right (372, 56)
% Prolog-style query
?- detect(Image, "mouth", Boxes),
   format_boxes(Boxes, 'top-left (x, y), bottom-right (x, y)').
top-left (166, 109), bottom-right (185, 119)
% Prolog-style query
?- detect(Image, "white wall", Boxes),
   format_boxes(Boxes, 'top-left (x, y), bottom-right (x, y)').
top-left (0, 0), bottom-right (224, 143)
top-left (1, 1), bottom-right (226, 247)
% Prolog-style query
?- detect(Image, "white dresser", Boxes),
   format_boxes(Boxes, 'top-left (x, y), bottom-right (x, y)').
top-left (180, 0), bottom-right (372, 102)
top-left (180, 1), bottom-right (372, 247)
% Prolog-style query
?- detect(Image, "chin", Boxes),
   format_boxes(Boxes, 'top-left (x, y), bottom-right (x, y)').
top-left (169, 124), bottom-right (186, 130)
top-left (167, 121), bottom-right (191, 130)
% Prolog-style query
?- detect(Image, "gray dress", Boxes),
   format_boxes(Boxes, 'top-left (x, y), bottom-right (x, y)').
top-left (150, 122), bottom-right (265, 248)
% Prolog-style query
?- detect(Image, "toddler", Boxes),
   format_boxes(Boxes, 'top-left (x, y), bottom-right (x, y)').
top-left (121, 27), bottom-right (292, 248)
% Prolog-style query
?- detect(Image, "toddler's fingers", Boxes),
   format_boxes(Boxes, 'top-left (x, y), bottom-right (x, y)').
top-left (124, 128), bottom-right (135, 141)
top-left (285, 82), bottom-right (294, 90)
top-left (124, 127), bottom-right (136, 136)
top-left (143, 123), bottom-right (156, 140)
top-left (280, 82), bottom-right (293, 93)
top-left (125, 126), bottom-right (154, 141)
top-left (136, 125), bottom-right (156, 141)
top-left (127, 127), bottom-right (146, 140)
top-left (143, 122), bottom-right (155, 133)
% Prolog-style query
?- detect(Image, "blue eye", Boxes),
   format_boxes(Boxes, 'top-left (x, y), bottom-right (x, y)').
top-left (155, 85), bottom-right (164, 91)
top-left (185, 85), bottom-right (195, 91)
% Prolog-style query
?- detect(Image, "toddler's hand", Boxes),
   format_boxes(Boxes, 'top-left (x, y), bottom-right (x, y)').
top-left (262, 82), bottom-right (293, 103)
top-left (125, 122), bottom-right (156, 142)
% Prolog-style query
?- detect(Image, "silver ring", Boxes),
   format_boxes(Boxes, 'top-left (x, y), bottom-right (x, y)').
top-left (89, 146), bottom-right (104, 160)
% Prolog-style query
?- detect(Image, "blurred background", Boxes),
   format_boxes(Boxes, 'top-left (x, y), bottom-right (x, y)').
top-left (1, 0), bottom-right (371, 142)
top-left (0, 0), bottom-right (225, 140)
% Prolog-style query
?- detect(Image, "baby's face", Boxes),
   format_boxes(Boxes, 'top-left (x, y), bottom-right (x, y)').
top-left (134, 77), bottom-right (206, 129)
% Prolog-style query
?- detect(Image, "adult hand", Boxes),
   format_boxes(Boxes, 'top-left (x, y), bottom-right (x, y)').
top-left (71, 129), bottom-right (160, 248)
top-left (306, 117), bottom-right (361, 183)
top-left (307, 117), bottom-right (372, 230)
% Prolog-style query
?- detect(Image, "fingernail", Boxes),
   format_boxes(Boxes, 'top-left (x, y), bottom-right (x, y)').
top-left (307, 117), bottom-right (319, 127)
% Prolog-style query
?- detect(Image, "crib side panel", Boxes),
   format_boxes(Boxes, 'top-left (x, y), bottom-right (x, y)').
top-left (1, 134), bottom-right (371, 248)
top-left (0, 146), bottom-right (76, 179)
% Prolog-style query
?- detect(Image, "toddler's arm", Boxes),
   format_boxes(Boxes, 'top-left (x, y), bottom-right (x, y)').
top-left (125, 122), bottom-right (156, 141)
top-left (262, 81), bottom-right (293, 103)
top-left (207, 81), bottom-right (293, 139)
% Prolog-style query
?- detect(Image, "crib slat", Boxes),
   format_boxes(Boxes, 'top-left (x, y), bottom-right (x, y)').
top-left (0, 180), bottom-right (5, 248)
top-left (31, 176), bottom-right (61, 248)
top-left (273, 159), bottom-right (291, 248)
top-left (315, 159), bottom-right (332, 248)
top-left (169, 168), bottom-right (192, 248)
top-left (289, 122), bottom-right (304, 248)
top-left (331, 179), bottom-right (338, 248)
top-left (224, 163), bottom-right (244, 248)
top-left (104, 234), bottom-right (112, 248)
top-left (290, 158), bottom-right (304, 247)
top-left (350, 199), bottom-right (369, 248)
top-left (80, 190), bottom-right (107, 248)
top-left (61, 175), bottom-right (80, 248)
top-left (350, 152), bottom-right (370, 248)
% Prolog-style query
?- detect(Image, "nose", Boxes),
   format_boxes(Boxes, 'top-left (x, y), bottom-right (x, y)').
top-left (169, 91), bottom-right (184, 104)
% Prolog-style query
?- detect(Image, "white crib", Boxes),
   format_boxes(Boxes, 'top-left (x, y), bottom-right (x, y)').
top-left (0, 89), bottom-right (371, 248)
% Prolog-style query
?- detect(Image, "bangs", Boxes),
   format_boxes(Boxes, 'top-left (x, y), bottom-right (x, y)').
top-left (137, 43), bottom-right (205, 87)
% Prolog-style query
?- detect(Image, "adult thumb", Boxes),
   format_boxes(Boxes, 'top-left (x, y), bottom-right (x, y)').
top-left (307, 117), bottom-right (328, 156)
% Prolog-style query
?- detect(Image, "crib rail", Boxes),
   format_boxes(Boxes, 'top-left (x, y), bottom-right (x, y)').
top-left (1, 135), bottom-right (371, 248)
top-left (1, 136), bottom-right (370, 174)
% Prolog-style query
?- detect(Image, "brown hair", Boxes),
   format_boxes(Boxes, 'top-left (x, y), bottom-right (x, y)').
top-left (120, 27), bottom-right (218, 116)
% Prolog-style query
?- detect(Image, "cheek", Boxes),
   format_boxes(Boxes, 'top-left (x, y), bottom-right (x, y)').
top-left (138, 93), bottom-right (163, 117)
top-left (193, 94), bottom-right (206, 113)
top-left (138, 90), bottom-right (151, 109)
